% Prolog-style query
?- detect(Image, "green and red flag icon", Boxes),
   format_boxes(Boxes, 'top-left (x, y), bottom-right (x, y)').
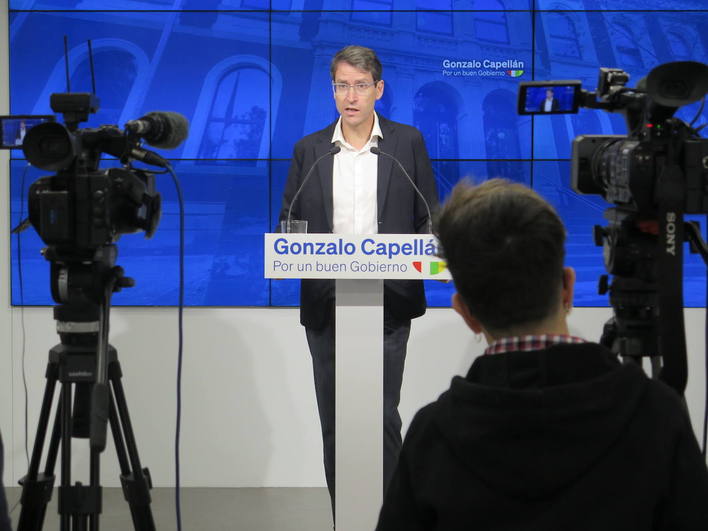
top-left (507, 70), bottom-right (524, 77)
top-left (412, 261), bottom-right (448, 274)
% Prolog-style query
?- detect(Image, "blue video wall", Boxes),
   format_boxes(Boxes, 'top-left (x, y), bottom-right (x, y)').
top-left (8, 0), bottom-right (708, 307)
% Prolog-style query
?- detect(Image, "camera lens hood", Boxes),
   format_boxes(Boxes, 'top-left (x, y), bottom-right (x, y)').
top-left (22, 121), bottom-right (78, 171)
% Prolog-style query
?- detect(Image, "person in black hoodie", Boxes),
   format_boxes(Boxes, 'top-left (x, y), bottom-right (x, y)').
top-left (376, 178), bottom-right (708, 530)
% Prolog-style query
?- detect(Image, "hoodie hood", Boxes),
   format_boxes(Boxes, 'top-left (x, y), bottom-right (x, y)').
top-left (433, 343), bottom-right (648, 500)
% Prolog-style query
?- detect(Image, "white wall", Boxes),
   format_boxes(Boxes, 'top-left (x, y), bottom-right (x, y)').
top-left (0, 306), bottom-right (706, 489)
top-left (0, 3), bottom-right (705, 490)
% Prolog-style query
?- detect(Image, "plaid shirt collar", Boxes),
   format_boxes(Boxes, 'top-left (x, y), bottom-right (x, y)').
top-left (484, 334), bottom-right (586, 355)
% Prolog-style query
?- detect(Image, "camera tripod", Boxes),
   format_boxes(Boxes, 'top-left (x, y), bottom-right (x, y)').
top-left (16, 249), bottom-right (156, 531)
top-left (595, 206), bottom-right (708, 394)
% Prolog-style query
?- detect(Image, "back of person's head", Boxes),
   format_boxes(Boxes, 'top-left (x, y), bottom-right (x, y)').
top-left (436, 178), bottom-right (567, 334)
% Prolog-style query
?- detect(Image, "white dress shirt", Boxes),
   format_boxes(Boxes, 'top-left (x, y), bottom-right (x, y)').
top-left (330, 114), bottom-right (382, 235)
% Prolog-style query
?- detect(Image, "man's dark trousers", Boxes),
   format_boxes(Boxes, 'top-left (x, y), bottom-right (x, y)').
top-left (305, 309), bottom-right (411, 512)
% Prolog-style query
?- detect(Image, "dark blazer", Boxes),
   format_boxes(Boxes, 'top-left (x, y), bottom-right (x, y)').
top-left (278, 114), bottom-right (439, 330)
top-left (540, 97), bottom-right (560, 112)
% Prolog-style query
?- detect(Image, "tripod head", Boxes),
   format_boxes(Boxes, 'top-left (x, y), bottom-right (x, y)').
top-left (595, 208), bottom-right (660, 359)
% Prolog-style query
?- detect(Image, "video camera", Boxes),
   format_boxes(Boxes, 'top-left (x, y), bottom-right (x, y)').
top-left (518, 62), bottom-right (708, 213)
top-left (4, 92), bottom-right (188, 304)
top-left (517, 61), bottom-right (708, 394)
top-left (6, 39), bottom-right (189, 526)
top-left (5, 93), bottom-right (188, 259)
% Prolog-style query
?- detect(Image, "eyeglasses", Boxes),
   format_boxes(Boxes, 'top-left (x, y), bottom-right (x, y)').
top-left (332, 82), bottom-right (378, 95)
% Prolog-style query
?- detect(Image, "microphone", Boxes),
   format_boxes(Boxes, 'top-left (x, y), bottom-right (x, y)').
top-left (125, 111), bottom-right (189, 149)
top-left (370, 146), bottom-right (433, 234)
top-left (86, 125), bottom-right (171, 167)
top-left (284, 145), bottom-right (341, 232)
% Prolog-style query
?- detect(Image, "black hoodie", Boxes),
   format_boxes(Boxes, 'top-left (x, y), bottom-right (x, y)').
top-left (376, 343), bottom-right (708, 530)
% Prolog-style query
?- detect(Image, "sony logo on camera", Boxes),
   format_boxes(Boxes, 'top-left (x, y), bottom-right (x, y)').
top-left (666, 211), bottom-right (677, 256)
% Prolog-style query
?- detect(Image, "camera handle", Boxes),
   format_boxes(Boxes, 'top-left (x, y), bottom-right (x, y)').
top-left (90, 265), bottom-right (134, 453)
top-left (656, 163), bottom-right (688, 394)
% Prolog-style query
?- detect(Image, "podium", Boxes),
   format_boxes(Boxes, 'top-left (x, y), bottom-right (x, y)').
top-left (264, 233), bottom-right (450, 531)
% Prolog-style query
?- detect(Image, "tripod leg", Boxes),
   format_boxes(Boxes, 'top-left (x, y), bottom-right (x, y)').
top-left (89, 449), bottom-right (100, 531)
top-left (17, 367), bottom-right (59, 531)
top-left (73, 515), bottom-right (88, 531)
top-left (109, 363), bottom-right (156, 531)
top-left (61, 383), bottom-right (73, 531)
top-left (45, 401), bottom-right (63, 477)
top-left (109, 397), bottom-right (155, 531)
top-left (57, 383), bottom-right (101, 531)
top-left (108, 395), bottom-right (133, 478)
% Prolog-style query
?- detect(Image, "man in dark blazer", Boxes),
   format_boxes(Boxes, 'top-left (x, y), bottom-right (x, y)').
top-left (277, 45), bottom-right (438, 512)
top-left (540, 87), bottom-right (560, 112)
top-left (14, 120), bottom-right (27, 146)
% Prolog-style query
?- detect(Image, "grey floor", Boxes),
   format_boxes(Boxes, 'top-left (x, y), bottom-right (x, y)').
top-left (5, 487), bottom-right (334, 530)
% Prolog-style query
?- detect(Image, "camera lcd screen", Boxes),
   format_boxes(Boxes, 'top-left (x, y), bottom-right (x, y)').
top-left (0, 115), bottom-right (55, 149)
top-left (517, 82), bottom-right (581, 115)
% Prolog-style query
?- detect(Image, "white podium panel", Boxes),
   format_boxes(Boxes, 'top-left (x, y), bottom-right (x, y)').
top-left (335, 279), bottom-right (383, 531)
top-left (264, 234), bottom-right (449, 530)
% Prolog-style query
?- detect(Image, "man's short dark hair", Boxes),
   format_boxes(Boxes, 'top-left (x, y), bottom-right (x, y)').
top-left (435, 178), bottom-right (566, 332)
top-left (330, 45), bottom-right (383, 82)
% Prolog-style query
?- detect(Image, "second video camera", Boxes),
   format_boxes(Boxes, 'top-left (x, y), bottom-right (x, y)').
top-left (518, 62), bottom-right (708, 215)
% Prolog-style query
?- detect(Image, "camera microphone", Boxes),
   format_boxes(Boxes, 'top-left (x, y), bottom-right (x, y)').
top-left (370, 146), bottom-right (433, 234)
top-left (125, 111), bottom-right (189, 150)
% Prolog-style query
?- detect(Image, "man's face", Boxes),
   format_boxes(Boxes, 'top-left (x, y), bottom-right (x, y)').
top-left (332, 61), bottom-right (383, 131)
top-left (546, 89), bottom-right (554, 99)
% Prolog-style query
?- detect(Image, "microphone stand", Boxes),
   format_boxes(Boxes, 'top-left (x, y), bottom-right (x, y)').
top-left (370, 146), bottom-right (433, 234)
top-left (284, 145), bottom-right (341, 232)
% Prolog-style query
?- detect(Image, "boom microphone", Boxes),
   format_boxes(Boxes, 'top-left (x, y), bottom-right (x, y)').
top-left (370, 146), bottom-right (433, 234)
top-left (284, 144), bottom-right (341, 232)
top-left (125, 111), bottom-right (189, 149)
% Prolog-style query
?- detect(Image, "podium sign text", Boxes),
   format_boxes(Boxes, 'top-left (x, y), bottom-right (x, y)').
top-left (263, 233), bottom-right (451, 280)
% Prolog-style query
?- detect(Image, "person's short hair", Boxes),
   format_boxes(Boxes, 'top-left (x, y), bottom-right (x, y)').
top-left (435, 178), bottom-right (566, 332)
top-left (330, 45), bottom-right (383, 82)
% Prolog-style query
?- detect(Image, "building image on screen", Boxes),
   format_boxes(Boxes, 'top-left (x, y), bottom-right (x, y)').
top-left (6, 0), bottom-right (708, 308)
